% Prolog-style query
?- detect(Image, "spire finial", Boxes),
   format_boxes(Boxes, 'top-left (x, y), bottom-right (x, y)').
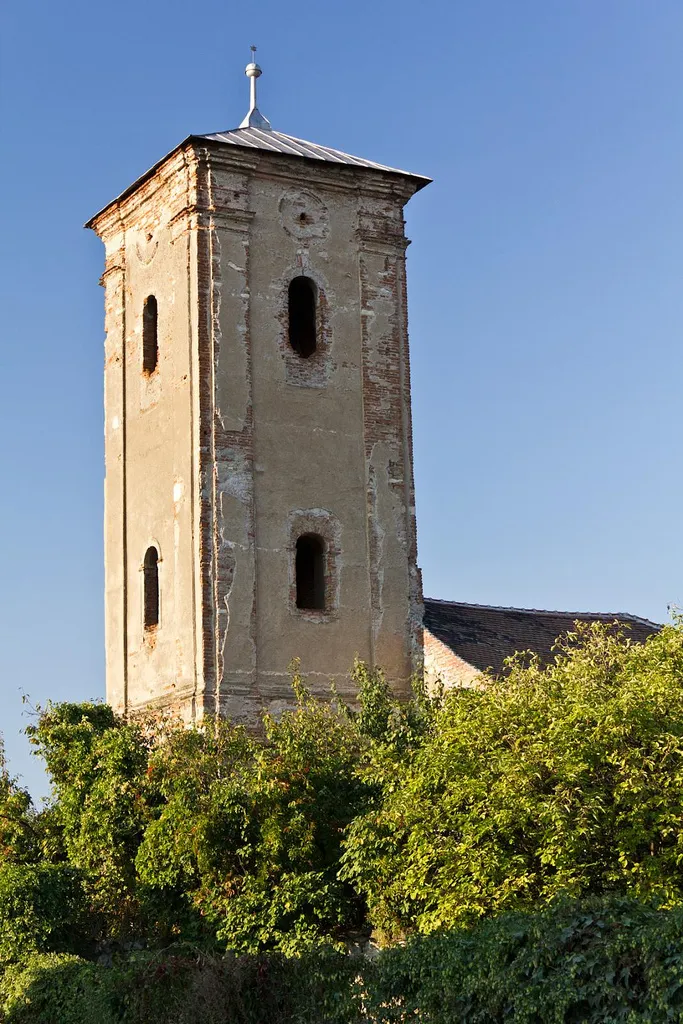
top-left (239, 45), bottom-right (272, 131)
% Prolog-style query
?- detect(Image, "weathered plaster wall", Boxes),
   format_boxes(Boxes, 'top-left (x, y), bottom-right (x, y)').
top-left (200, 148), bottom-right (424, 725)
top-left (423, 628), bottom-right (481, 691)
top-left (92, 139), bottom-right (425, 726)
top-left (196, 149), bottom-right (259, 722)
top-left (95, 151), bottom-right (202, 721)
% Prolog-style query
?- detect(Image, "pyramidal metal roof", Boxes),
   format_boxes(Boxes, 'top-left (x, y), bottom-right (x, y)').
top-left (86, 125), bottom-right (430, 227)
top-left (200, 126), bottom-right (431, 184)
top-left (86, 56), bottom-right (431, 227)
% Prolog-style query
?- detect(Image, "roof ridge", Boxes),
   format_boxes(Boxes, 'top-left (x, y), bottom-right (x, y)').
top-left (423, 597), bottom-right (661, 629)
top-left (198, 125), bottom-right (431, 183)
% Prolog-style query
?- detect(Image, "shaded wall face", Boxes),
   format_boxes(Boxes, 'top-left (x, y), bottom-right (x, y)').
top-left (99, 157), bottom-right (200, 719)
top-left (205, 157), bottom-right (423, 725)
top-left (122, 214), bottom-right (197, 716)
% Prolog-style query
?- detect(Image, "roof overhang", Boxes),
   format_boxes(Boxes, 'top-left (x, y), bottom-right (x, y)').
top-left (85, 129), bottom-right (431, 231)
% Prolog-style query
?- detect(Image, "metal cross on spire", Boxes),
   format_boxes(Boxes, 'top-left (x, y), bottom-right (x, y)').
top-left (239, 45), bottom-right (272, 130)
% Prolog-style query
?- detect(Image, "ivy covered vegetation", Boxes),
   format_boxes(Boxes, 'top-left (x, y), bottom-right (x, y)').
top-left (4, 623), bottom-right (683, 1020)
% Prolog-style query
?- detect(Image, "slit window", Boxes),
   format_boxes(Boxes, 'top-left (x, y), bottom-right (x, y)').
top-left (288, 277), bottom-right (317, 358)
top-left (142, 295), bottom-right (158, 374)
top-left (295, 534), bottom-right (325, 610)
top-left (143, 547), bottom-right (159, 630)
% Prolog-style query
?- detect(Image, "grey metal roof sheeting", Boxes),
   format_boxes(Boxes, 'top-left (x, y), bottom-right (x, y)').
top-left (86, 125), bottom-right (431, 227)
top-left (200, 127), bottom-right (431, 184)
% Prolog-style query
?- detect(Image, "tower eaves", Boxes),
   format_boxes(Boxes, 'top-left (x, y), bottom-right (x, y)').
top-left (200, 126), bottom-right (431, 184)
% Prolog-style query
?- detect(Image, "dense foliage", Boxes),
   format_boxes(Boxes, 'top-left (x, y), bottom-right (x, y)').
top-left (342, 621), bottom-right (683, 941)
top-left (0, 946), bottom-right (360, 1024)
top-left (5, 897), bottom-right (683, 1023)
top-left (364, 895), bottom-right (683, 1023)
top-left (4, 621), bottom-right (683, 1018)
top-left (16, 665), bottom-right (383, 954)
top-left (0, 740), bottom-right (35, 866)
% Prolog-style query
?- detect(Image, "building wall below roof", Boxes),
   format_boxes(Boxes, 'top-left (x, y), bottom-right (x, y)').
top-left (424, 627), bottom-right (481, 691)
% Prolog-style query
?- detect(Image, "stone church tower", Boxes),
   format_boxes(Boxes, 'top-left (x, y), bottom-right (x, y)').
top-left (87, 58), bottom-right (430, 725)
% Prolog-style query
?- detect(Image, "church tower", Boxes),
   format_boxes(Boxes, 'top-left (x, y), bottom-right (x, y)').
top-left (87, 57), bottom-right (430, 725)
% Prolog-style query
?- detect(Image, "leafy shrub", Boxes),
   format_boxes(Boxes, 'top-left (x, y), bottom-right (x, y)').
top-left (20, 666), bottom-right (404, 954)
top-left (136, 669), bottom-right (374, 952)
top-left (342, 622), bottom-right (683, 940)
top-left (0, 946), bottom-right (361, 1024)
top-left (363, 895), bottom-right (683, 1023)
top-left (0, 742), bottom-right (36, 865)
top-left (0, 864), bottom-right (91, 966)
top-left (7, 898), bottom-right (683, 1023)
top-left (26, 703), bottom-right (152, 938)
top-left (1, 954), bottom-right (108, 1024)
top-left (9, 622), bottom-right (683, 976)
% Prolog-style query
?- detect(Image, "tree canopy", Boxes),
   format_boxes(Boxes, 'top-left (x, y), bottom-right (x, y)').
top-left (342, 620), bottom-right (683, 941)
top-left (4, 621), bottom-right (683, 1019)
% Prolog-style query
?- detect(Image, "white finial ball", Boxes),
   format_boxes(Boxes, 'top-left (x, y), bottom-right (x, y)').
top-left (245, 62), bottom-right (262, 79)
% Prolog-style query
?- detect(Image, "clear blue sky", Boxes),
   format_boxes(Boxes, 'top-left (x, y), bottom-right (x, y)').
top-left (2, 0), bottom-right (683, 798)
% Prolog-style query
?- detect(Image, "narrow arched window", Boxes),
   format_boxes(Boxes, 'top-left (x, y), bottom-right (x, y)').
top-left (295, 534), bottom-right (325, 610)
top-left (143, 547), bottom-right (159, 630)
top-left (142, 295), bottom-right (158, 374)
top-left (288, 277), bottom-right (317, 358)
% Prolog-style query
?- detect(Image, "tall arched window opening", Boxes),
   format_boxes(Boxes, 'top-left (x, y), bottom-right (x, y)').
top-left (142, 295), bottom-right (158, 374)
top-left (143, 547), bottom-right (159, 630)
top-left (295, 534), bottom-right (325, 610)
top-left (288, 277), bottom-right (317, 358)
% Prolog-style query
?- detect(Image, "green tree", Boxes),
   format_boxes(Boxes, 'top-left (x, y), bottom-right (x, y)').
top-left (26, 703), bottom-right (152, 938)
top-left (16, 665), bottom-right (404, 955)
top-left (136, 668), bottom-right (374, 953)
top-left (0, 740), bottom-right (37, 865)
top-left (341, 621), bottom-right (683, 941)
top-left (10, 621), bottom-right (683, 963)
top-left (0, 864), bottom-right (91, 967)
top-left (361, 895), bottom-right (683, 1024)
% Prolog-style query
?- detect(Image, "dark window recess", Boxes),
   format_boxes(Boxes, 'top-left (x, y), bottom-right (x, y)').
top-left (288, 277), bottom-right (317, 358)
top-left (143, 547), bottom-right (159, 630)
top-left (142, 295), bottom-right (158, 374)
top-left (295, 534), bottom-right (325, 610)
